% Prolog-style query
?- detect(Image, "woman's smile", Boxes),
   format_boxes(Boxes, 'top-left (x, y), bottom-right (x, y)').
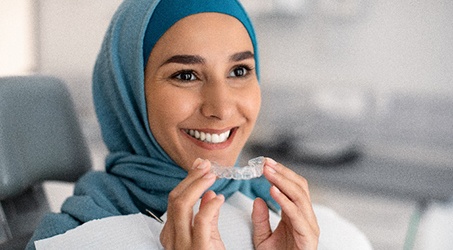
top-left (183, 128), bottom-right (232, 144)
top-left (180, 127), bottom-right (240, 150)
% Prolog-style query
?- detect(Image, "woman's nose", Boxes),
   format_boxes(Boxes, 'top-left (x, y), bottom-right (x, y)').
top-left (200, 81), bottom-right (234, 120)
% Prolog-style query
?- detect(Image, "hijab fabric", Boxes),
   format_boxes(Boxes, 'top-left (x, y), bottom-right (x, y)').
top-left (27, 0), bottom-right (276, 247)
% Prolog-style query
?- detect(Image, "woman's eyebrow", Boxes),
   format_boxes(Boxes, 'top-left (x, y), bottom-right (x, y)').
top-left (161, 55), bottom-right (205, 66)
top-left (230, 51), bottom-right (254, 62)
top-left (160, 51), bottom-right (253, 67)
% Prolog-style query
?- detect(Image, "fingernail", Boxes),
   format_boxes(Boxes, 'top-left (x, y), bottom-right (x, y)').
top-left (197, 159), bottom-right (210, 169)
top-left (272, 185), bottom-right (281, 193)
top-left (192, 158), bottom-right (204, 169)
top-left (266, 158), bottom-right (278, 167)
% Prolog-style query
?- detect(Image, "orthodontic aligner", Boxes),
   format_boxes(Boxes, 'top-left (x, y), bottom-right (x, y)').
top-left (210, 156), bottom-right (265, 180)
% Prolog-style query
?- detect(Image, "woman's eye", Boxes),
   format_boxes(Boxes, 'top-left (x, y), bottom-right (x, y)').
top-left (173, 71), bottom-right (197, 81)
top-left (229, 66), bottom-right (251, 78)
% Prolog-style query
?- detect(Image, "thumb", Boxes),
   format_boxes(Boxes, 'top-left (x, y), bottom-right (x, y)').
top-left (194, 191), bottom-right (224, 243)
top-left (207, 193), bottom-right (223, 241)
top-left (252, 198), bottom-right (272, 246)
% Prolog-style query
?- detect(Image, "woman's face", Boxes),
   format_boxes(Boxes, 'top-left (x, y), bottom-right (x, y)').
top-left (145, 13), bottom-right (261, 171)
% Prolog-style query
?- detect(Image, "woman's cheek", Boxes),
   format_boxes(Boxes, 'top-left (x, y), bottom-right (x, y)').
top-left (242, 85), bottom-right (261, 122)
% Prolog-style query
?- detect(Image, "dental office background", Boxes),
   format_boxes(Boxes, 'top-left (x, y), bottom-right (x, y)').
top-left (1, 0), bottom-right (453, 249)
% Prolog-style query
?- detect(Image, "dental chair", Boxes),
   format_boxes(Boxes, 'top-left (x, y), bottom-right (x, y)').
top-left (0, 75), bottom-right (91, 249)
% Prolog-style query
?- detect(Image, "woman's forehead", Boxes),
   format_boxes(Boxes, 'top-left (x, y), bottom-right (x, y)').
top-left (160, 13), bottom-right (251, 48)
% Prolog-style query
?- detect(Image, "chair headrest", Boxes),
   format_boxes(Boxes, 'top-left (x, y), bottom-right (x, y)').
top-left (0, 75), bottom-right (92, 200)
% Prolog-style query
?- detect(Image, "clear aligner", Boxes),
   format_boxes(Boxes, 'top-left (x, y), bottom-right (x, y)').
top-left (210, 156), bottom-right (265, 180)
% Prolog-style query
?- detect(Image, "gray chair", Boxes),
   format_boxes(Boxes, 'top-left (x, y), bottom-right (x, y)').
top-left (0, 75), bottom-right (91, 249)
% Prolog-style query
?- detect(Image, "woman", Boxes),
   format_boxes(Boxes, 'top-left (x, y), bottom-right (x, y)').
top-left (28, 0), bottom-right (325, 249)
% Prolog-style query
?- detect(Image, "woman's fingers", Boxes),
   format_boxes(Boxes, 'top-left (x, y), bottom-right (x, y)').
top-left (161, 158), bottom-right (218, 248)
top-left (263, 159), bottom-right (318, 226)
top-left (168, 159), bottom-right (215, 215)
top-left (265, 158), bottom-right (311, 201)
top-left (200, 189), bottom-right (218, 206)
top-left (159, 218), bottom-right (172, 248)
top-left (169, 158), bottom-right (210, 197)
top-left (169, 172), bottom-right (216, 235)
top-left (251, 198), bottom-right (273, 247)
top-left (193, 191), bottom-right (225, 246)
top-left (263, 159), bottom-right (320, 239)
top-left (270, 185), bottom-right (319, 235)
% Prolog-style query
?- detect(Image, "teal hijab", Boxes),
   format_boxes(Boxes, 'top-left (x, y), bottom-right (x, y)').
top-left (27, 0), bottom-right (275, 247)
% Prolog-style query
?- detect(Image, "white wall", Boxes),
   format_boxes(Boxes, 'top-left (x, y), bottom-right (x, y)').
top-left (0, 0), bottom-right (36, 75)
top-left (37, 0), bottom-right (123, 120)
top-left (253, 0), bottom-right (453, 95)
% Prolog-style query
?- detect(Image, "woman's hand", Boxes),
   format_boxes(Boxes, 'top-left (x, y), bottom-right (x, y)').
top-left (160, 158), bottom-right (226, 250)
top-left (252, 158), bottom-right (320, 250)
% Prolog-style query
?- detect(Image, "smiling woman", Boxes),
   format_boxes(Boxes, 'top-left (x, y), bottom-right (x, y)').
top-left (23, 0), bottom-right (372, 249)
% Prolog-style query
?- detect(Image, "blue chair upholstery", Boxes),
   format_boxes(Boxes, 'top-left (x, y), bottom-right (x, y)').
top-left (0, 75), bottom-right (91, 249)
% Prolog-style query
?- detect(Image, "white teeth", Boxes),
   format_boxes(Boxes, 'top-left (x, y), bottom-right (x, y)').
top-left (219, 132), bottom-right (226, 142)
top-left (211, 134), bottom-right (220, 143)
top-left (186, 129), bottom-right (231, 144)
top-left (195, 130), bottom-right (200, 139)
top-left (200, 132), bottom-right (206, 141)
